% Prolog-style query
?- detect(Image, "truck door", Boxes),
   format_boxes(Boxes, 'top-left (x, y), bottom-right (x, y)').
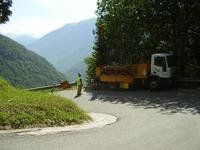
top-left (151, 56), bottom-right (167, 78)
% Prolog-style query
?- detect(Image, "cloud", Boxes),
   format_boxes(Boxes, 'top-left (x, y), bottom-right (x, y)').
top-left (0, 0), bottom-right (97, 37)
top-left (22, 0), bottom-right (97, 22)
top-left (28, 0), bottom-right (96, 10)
top-left (0, 17), bottom-right (66, 37)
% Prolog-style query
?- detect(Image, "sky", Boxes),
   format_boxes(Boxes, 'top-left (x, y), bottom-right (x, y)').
top-left (0, 0), bottom-right (97, 38)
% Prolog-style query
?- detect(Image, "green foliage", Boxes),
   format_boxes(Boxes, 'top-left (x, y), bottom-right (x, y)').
top-left (0, 78), bottom-right (90, 129)
top-left (0, 0), bottom-right (12, 23)
top-left (9, 113), bottom-right (34, 128)
top-left (85, 52), bottom-right (97, 84)
top-left (0, 34), bottom-right (65, 88)
top-left (0, 76), bottom-right (13, 91)
top-left (0, 112), bottom-right (9, 126)
top-left (87, 0), bottom-right (200, 78)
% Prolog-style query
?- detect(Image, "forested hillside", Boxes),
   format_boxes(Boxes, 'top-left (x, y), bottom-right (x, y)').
top-left (86, 0), bottom-right (200, 80)
top-left (0, 34), bottom-right (65, 88)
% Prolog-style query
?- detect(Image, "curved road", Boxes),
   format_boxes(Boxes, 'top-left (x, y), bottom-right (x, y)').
top-left (1, 89), bottom-right (200, 150)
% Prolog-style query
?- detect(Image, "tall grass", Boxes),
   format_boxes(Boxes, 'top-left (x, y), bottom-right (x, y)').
top-left (0, 78), bottom-right (90, 129)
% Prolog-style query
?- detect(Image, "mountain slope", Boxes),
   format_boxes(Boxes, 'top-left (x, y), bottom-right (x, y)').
top-left (13, 35), bottom-right (37, 46)
top-left (28, 18), bottom-right (96, 79)
top-left (0, 34), bottom-right (65, 88)
top-left (65, 61), bottom-right (86, 82)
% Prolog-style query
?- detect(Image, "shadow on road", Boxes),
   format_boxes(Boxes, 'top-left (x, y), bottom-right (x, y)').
top-left (88, 89), bottom-right (200, 115)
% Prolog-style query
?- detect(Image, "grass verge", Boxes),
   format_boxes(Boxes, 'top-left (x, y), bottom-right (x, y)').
top-left (0, 78), bottom-right (91, 129)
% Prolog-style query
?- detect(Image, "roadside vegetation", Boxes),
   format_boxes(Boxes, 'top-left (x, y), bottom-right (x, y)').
top-left (0, 77), bottom-right (91, 129)
top-left (86, 0), bottom-right (200, 82)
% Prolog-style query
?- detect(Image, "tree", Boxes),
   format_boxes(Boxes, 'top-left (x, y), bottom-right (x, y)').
top-left (0, 0), bottom-right (12, 24)
top-left (85, 54), bottom-right (97, 85)
top-left (86, 0), bottom-right (200, 83)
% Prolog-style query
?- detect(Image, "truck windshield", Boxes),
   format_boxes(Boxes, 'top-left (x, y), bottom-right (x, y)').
top-left (167, 56), bottom-right (176, 67)
top-left (154, 56), bottom-right (166, 67)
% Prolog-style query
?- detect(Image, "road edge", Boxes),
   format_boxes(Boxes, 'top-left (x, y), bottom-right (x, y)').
top-left (0, 113), bottom-right (117, 136)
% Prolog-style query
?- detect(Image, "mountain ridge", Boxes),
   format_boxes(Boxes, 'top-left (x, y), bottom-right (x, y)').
top-left (28, 18), bottom-right (96, 80)
top-left (0, 34), bottom-right (65, 88)
top-left (14, 35), bottom-right (37, 46)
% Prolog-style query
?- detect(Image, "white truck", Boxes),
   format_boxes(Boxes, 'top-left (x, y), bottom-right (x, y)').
top-left (95, 53), bottom-right (176, 90)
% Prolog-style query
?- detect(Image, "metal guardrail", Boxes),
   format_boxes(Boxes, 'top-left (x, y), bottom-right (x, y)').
top-left (27, 78), bottom-right (199, 91)
top-left (27, 81), bottom-right (76, 91)
top-left (69, 81), bottom-right (76, 86)
top-left (27, 84), bottom-right (60, 91)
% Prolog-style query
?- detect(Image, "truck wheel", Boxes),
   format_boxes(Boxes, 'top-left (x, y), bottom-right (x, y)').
top-left (149, 78), bottom-right (159, 91)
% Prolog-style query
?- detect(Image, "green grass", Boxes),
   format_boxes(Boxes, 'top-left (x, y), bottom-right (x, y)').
top-left (0, 78), bottom-right (91, 129)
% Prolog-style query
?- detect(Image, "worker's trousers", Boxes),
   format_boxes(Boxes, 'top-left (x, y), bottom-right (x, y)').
top-left (77, 85), bottom-right (82, 95)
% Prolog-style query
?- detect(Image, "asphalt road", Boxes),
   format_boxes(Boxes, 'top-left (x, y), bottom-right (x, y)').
top-left (1, 89), bottom-right (200, 150)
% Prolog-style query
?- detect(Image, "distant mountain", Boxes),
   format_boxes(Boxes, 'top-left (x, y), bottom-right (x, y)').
top-left (28, 18), bottom-right (96, 81)
top-left (0, 34), bottom-right (65, 88)
top-left (14, 35), bottom-right (37, 46)
top-left (65, 61), bottom-right (86, 82)
top-left (5, 34), bottom-right (37, 46)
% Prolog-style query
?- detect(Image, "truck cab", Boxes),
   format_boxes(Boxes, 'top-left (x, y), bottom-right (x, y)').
top-left (149, 53), bottom-right (176, 90)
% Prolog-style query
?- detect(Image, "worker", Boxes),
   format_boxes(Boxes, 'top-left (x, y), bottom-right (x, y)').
top-left (76, 73), bottom-right (83, 97)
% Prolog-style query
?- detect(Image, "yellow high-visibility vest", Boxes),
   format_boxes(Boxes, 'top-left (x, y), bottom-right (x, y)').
top-left (77, 76), bottom-right (82, 86)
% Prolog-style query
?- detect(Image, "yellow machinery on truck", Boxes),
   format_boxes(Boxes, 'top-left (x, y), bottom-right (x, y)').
top-left (95, 53), bottom-right (176, 90)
